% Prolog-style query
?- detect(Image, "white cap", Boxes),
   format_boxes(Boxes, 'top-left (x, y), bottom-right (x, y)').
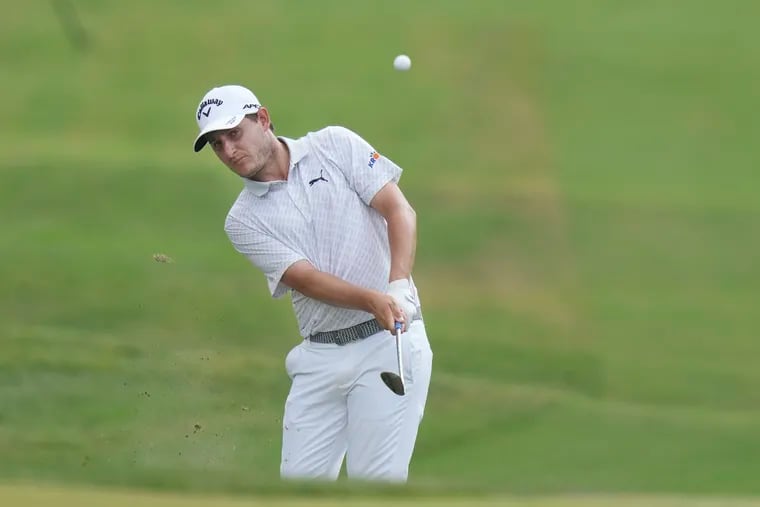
top-left (193, 85), bottom-right (261, 152)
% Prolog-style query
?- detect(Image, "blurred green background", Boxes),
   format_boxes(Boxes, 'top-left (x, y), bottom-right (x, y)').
top-left (2, 0), bottom-right (760, 504)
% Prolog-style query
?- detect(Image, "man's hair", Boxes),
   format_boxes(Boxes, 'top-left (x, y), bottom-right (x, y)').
top-left (246, 113), bottom-right (275, 132)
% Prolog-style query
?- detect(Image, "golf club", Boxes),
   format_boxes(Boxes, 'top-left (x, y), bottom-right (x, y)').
top-left (380, 321), bottom-right (406, 395)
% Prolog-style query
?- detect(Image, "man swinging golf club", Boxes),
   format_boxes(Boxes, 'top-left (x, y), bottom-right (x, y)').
top-left (192, 84), bottom-right (433, 482)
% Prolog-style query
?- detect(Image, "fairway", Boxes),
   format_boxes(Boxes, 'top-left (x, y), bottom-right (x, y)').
top-left (2, 0), bottom-right (759, 502)
top-left (3, 484), bottom-right (760, 507)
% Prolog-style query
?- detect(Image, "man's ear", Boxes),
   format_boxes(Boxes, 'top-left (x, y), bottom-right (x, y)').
top-left (256, 107), bottom-right (271, 130)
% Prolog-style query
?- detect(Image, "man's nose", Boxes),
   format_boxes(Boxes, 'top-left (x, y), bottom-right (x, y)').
top-left (221, 139), bottom-right (236, 159)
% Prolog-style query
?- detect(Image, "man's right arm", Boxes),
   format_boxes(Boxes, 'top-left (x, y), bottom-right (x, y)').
top-left (282, 260), bottom-right (404, 332)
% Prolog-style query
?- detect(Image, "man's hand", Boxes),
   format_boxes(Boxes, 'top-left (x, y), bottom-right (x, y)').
top-left (386, 278), bottom-right (417, 332)
top-left (366, 291), bottom-right (406, 334)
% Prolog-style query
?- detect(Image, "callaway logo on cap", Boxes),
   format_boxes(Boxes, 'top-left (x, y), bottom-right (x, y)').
top-left (193, 85), bottom-right (261, 152)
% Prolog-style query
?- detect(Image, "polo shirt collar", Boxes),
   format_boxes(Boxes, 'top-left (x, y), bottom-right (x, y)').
top-left (242, 136), bottom-right (308, 197)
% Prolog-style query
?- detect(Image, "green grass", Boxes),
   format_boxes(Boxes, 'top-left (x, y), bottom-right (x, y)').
top-left (1, 0), bottom-right (760, 502)
top-left (4, 484), bottom-right (760, 507)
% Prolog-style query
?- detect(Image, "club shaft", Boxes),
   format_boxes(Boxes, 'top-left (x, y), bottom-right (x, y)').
top-left (395, 326), bottom-right (405, 389)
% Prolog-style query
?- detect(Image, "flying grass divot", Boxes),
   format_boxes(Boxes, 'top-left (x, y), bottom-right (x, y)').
top-left (152, 253), bottom-right (174, 263)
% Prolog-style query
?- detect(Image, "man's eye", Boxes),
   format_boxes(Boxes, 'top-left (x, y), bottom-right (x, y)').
top-left (230, 129), bottom-right (240, 138)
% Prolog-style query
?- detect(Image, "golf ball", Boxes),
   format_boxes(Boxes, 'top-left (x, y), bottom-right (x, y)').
top-left (393, 54), bottom-right (411, 71)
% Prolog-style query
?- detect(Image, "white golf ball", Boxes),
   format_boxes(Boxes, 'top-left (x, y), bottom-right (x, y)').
top-left (393, 54), bottom-right (411, 71)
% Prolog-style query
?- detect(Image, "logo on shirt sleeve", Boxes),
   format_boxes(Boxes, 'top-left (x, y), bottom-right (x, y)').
top-left (367, 151), bottom-right (381, 168)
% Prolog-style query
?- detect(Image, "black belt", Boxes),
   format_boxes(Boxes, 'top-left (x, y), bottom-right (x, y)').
top-left (308, 319), bottom-right (385, 346)
top-left (308, 315), bottom-right (421, 346)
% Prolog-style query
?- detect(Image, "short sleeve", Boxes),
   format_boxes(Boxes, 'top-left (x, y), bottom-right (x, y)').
top-left (326, 126), bottom-right (403, 205)
top-left (224, 215), bottom-right (306, 298)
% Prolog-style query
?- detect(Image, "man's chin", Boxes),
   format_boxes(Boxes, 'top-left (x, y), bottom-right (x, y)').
top-left (241, 166), bottom-right (261, 180)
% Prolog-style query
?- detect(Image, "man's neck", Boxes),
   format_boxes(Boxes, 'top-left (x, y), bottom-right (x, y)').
top-left (273, 138), bottom-right (291, 180)
top-left (249, 137), bottom-right (290, 182)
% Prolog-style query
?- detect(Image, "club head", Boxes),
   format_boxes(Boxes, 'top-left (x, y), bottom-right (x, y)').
top-left (380, 371), bottom-right (405, 396)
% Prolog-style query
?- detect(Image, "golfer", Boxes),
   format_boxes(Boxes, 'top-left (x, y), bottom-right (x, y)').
top-left (192, 84), bottom-right (433, 482)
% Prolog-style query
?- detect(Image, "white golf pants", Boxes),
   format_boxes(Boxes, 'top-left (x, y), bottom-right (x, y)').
top-left (280, 319), bottom-right (433, 482)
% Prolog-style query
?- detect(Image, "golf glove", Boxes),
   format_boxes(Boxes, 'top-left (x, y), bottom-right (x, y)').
top-left (387, 278), bottom-right (417, 323)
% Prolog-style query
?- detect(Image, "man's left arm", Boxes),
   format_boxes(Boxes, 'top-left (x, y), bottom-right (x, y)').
top-left (370, 182), bottom-right (417, 282)
top-left (371, 182), bottom-right (419, 326)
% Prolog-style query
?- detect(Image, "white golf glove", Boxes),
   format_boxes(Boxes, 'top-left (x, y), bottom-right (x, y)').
top-left (387, 278), bottom-right (417, 323)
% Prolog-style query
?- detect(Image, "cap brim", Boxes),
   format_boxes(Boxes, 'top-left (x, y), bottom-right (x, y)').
top-left (193, 114), bottom-right (246, 152)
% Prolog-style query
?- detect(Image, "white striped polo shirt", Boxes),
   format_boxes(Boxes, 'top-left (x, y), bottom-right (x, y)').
top-left (224, 126), bottom-right (421, 338)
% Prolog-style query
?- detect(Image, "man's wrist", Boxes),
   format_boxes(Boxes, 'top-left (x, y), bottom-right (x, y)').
top-left (388, 278), bottom-right (411, 292)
